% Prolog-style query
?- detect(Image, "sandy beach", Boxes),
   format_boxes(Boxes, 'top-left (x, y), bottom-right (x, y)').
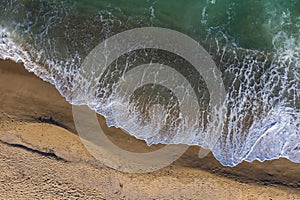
top-left (0, 58), bottom-right (300, 199)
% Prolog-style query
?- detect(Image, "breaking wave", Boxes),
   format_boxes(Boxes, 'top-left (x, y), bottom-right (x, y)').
top-left (0, 0), bottom-right (299, 166)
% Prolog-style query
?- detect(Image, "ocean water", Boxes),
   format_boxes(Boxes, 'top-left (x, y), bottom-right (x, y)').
top-left (0, 0), bottom-right (299, 166)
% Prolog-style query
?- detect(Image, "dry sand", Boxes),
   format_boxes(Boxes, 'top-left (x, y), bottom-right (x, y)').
top-left (0, 59), bottom-right (300, 199)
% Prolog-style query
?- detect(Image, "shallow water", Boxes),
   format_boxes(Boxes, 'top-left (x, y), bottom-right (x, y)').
top-left (0, 0), bottom-right (299, 166)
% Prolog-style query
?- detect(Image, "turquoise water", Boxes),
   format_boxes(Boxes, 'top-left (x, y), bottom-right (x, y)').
top-left (0, 0), bottom-right (299, 166)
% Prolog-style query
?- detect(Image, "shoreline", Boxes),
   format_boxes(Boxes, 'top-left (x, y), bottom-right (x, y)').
top-left (0, 58), bottom-right (300, 199)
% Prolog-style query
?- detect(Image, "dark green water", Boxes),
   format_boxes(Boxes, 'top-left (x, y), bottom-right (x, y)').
top-left (0, 0), bottom-right (299, 166)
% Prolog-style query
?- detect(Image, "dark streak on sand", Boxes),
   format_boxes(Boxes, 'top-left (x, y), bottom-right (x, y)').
top-left (0, 140), bottom-right (67, 162)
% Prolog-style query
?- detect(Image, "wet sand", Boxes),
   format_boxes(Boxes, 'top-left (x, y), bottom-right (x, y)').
top-left (0, 59), bottom-right (300, 199)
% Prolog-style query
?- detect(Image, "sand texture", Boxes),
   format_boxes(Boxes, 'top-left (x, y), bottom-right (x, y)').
top-left (0, 59), bottom-right (300, 199)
